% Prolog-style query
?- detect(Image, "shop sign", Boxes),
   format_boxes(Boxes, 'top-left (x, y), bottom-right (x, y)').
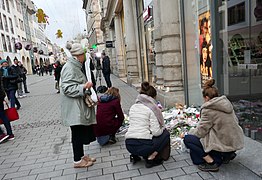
top-left (143, 6), bottom-right (152, 22)
top-left (106, 41), bottom-right (114, 48)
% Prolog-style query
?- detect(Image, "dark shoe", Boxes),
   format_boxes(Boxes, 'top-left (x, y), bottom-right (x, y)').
top-left (16, 106), bottom-right (21, 110)
top-left (222, 152), bottom-right (236, 164)
top-left (108, 135), bottom-right (116, 144)
top-left (145, 159), bottom-right (163, 168)
top-left (0, 134), bottom-right (9, 143)
top-left (56, 91), bottom-right (60, 94)
top-left (25, 91), bottom-right (30, 93)
top-left (198, 162), bottom-right (219, 172)
top-left (130, 155), bottom-right (141, 164)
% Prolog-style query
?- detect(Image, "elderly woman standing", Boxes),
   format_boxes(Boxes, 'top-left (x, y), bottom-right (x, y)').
top-left (61, 41), bottom-right (96, 168)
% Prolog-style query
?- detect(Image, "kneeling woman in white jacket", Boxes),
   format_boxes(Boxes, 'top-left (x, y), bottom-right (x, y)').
top-left (125, 82), bottom-right (170, 168)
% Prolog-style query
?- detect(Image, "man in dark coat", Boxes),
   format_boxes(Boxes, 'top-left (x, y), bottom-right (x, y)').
top-left (54, 61), bottom-right (62, 93)
top-left (101, 52), bottom-right (112, 88)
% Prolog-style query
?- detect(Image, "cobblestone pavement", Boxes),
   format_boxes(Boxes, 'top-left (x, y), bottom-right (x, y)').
top-left (0, 74), bottom-right (261, 180)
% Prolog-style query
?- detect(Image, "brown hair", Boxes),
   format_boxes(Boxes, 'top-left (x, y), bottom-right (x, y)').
top-left (140, 81), bottom-right (157, 98)
top-left (105, 87), bottom-right (120, 99)
top-left (202, 79), bottom-right (219, 99)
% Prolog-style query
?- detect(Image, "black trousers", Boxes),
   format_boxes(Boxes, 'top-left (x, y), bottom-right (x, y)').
top-left (70, 125), bottom-right (96, 162)
top-left (125, 129), bottom-right (170, 159)
top-left (103, 73), bottom-right (112, 88)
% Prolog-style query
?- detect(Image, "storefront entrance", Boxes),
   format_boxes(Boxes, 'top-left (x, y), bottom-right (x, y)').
top-left (218, 0), bottom-right (262, 142)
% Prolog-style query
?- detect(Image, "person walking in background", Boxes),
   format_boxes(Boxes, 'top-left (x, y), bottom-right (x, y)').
top-left (12, 58), bottom-right (23, 98)
top-left (61, 41), bottom-right (96, 168)
top-left (94, 87), bottom-right (124, 146)
top-left (182, 79), bottom-right (244, 172)
top-left (101, 52), bottom-right (112, 88)
top-left (54, 61), bottom-right (62, 93)
top-left (0, 59), bottom-right (21, 109)
top-left (125, 82), bottom-right (170, 168)
top-left (0, 67), bottom-right (15, 142)
top-left (18, 61), bottom-right (30, 93)
top-left (48, 64), bottom-right (53, 75)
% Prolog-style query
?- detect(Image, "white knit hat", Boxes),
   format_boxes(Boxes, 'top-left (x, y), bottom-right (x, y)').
top-left (66, 41), bottom-right (85, 56)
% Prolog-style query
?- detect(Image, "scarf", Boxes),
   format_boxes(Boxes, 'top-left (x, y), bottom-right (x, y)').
top-left (84, 53), bottom-right (98, 103)
top-left (136, 94), bottom-right (164, 126)
top-left (2, 67), bottom-right (8, 77)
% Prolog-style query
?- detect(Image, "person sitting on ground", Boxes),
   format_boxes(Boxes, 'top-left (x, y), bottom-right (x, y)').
top-left (94, 87), bottom-right (124, 145)
top-left (125, 82), bottom-right (170, 168)
top-left (182, 79), bottom-right (244, 172)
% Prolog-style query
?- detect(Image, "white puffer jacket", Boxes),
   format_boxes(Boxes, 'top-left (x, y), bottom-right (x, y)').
top-left (125, 103), bottom-right (165, 140)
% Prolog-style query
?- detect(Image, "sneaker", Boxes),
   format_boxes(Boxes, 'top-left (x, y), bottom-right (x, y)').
top-left (0, 134), bottom-right (9, 143)
top-left (82, 155), bottom-right (96, 162)
top-left (22, 95), bottom-right (27, 97)
top-left (7, 134), bottom-right (15, 141)
top-left (198, 162), bottom-right (219, 172)
top-left (222, 152), bottom-right (236, 164)
top-left (73, 158), bottom-right (93, 168)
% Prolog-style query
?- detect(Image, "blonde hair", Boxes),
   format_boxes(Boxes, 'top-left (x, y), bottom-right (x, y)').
top-left (105, 87), bottom-right (120, 99)
top-left (202, 79), bottom-right (219, 99)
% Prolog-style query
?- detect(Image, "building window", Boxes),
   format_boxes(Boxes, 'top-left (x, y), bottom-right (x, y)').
top-left (9, 17), bottom-right (14, 34)
top-left (6, 0), bottom-right (10, 13)
top-left (2, 0), bottom-right (5, 10)
top-left (6, 35), bottom-right (11, 52)
top-left (0, 13), bottom-right (3, 30)
top-left (228, 2), bottom-right (245, 26)
top-left (11, 37), bottom-right (15, 52)
top-left (3, 14), bottom-right (8, 32)
top-left (16, 0), bottom-right (21, 13)
top-left (19, 19), bottom-right (24, 31)
top-left (1, 34), bottom-right (7, 52)
top-left (14, 15), bottom-right (18, 27)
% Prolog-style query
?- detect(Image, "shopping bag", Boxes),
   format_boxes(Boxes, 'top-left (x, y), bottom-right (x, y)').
top-left (0, 101), bottom-right (19, 124)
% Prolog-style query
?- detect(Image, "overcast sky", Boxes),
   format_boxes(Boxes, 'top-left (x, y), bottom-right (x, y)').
top-left (32, 0), bottom-right (87, 47)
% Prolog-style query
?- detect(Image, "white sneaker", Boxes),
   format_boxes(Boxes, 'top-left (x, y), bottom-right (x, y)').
top-left (22, 95), bottom-right (27, 97)
top-left (18, 95), bottom-right (23, 98)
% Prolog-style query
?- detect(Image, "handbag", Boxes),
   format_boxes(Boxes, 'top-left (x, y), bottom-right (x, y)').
top-left (0, 101), bottom-right (19, 124)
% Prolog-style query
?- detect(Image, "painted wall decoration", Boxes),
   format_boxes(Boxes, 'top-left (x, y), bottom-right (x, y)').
top-left (198, 11), bottom-right (212, 86)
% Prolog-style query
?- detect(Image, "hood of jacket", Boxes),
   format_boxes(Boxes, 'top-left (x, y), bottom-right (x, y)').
top-left (99, 94), bottom-right (117, 103)
top-left (201, 95), bottom-right (233, 114)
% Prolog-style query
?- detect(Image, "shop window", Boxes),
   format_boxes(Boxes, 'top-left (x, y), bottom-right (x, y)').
top-left (228, 2), bottom-right (245, 26)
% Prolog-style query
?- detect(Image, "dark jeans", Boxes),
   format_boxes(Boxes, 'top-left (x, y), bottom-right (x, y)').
top-left (125, 129), bottom-right (170, 158)
top-left (0, 101), bottom-right (13, 135)
top-left (184, 134), bottom-right (223, 165)
top-left (103, 73), bottom-right (112, 88)
top-left (23, 78), bottom-right (29, 92)
top-left (7, 90), bottom-right (21, 108)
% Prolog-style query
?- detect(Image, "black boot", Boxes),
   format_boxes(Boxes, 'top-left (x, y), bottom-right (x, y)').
top-left (130, 155), bottom-right (141, 164)
top-left (145, 158), bottom-right (163, 168)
